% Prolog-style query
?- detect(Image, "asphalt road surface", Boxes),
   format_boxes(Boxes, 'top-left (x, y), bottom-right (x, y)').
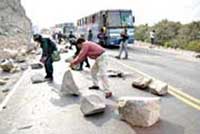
top-left (0, 45), bottom-right (199, 134)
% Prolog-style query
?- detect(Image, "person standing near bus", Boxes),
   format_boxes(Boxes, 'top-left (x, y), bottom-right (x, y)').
top-left (70, 38), bottom-right (112, 98)
top-left (97, 28), bottom-right (106, 46)
top-left (116, 28), bottom-right (129, 59)
top-left (88, 29), bottom-right (93, 41)
top-left (150, 30), bottom-right (156, 45)
top-left (68, 31), bottom-right (76, 49)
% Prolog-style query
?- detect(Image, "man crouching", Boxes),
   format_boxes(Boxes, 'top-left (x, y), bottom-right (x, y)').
top-left (70, 38), bottom-right (112, 98)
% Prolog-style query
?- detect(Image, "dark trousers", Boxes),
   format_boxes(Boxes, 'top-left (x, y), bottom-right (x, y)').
top-left (75, 47), bottom-right (90, 70)
top-left (44, 57), bottom-right (53, 78)
top-left (151, 38), bottom-right (155, 45)
top-left (79, 58), bottom-right (90, 69)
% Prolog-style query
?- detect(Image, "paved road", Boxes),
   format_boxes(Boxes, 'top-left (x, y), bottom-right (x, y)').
top-left (0, 46), bottom-right (199, 134)
top-left (107, 46), bottom-right (200, 99)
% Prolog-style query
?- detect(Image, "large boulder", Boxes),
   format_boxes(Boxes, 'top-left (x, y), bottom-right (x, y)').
top-left (118, 97), bottom-right (160, 127)
top-left (60, 69), bottom-right (80, 96)
top-left (80, 91), bottom-right (106, 116)
top-left (132, 77), bottom-right (152, 89)
top-left (149, 80), bottom-right (168, 96)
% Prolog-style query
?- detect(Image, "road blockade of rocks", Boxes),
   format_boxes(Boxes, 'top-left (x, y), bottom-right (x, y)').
top-left (132, 76), bottom-right (168, 96)
top-left (149, 80), bottom-right (168, 96)
top-left (118, 96), bottom-right (160, 127)
top-left (132, 77), bottom-right (152, 89)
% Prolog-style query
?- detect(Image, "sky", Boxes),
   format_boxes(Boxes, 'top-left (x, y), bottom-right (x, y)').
top-left (21, 0), bottom-right (200, 29)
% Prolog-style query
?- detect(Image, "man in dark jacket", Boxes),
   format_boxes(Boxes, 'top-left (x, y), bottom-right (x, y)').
top-left (68, 31), bottom-right (76, 49)
top-left (33, 34), bottom-right (57, 81)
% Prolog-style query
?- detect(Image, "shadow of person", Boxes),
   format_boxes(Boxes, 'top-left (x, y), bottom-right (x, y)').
top-left (133, 119), bottom-right (184, 134)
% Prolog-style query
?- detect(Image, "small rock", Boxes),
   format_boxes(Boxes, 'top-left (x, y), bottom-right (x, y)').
top-left (118, 97), bottom-right (160, 127)
top-left (59, 48), bottom-right (68, 53)
top-left (195, 54), bottom-right (200, 58)
top-left (132, 77), bottom-right (152, 89)
top-left (80, 92), bottom-right (106, 116)
top-left (31, 63), bottom-right (43, 69)
top-left (20, 64), bottom-right (29, 71)
top-left (2, 88), bottom-right (10, 93)
top-left (0, 79), bottom-right (7, 85)
top-left (15, 55), bottom-right (26, 63)
top-left (149, 80), bottom-right (168, 96)
top-left (18, 125), bottom-right (32, 130)
top-left (31, 73), bottom-right (44, 84)
top-left (10, 66), bottom-right (20, 73)
top-left (0, 59), bottom-right (15, 72)
top-left (65, 56), bottom-right (73, 63)
top-left (60, 69), bottom-right (80, 96)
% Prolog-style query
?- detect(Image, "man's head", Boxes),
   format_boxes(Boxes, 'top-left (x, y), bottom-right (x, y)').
top-left (33, 34), bottom-right (42, 43)
top-left (76, 38), bottom-right (85, 48)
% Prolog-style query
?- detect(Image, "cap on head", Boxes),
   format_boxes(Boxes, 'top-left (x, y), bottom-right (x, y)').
top-left (33, 34), bottom-right (42, 42)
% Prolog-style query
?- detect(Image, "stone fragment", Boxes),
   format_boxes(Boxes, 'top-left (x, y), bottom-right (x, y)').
top-left (196, 54), bottom-right (200, 58)
top-left (15, 55), bottom-right (26, 63)
top-left (132, 77), bottom-right (152, 89)
top-left (118, 97), bottom-right (160, 127)
top-left (31, 63), bottom-right (43, 69)
top-left (0, 59), bottom-right (15, 72)
top-left (0, 79), bottom-right (7, 85)
top-left (31, 73), bottom-right (44, 84)
top-left (80, 91), bottom-right (106, 116)
top-left (65, 56), bottom-right (73, 63)
top-left (149, 80), bottom-right (168, 96)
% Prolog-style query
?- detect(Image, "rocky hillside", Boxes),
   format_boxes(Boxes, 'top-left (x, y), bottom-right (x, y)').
top-left (0, 0), bottom-right (32, 59)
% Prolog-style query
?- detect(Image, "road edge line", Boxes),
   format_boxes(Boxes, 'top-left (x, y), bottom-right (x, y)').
top-left (110, 57), bottom-right (200, 110)
top-left (0, 68), bottom-right (31, 111)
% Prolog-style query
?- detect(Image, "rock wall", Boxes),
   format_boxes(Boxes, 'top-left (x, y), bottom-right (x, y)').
top-left (0, 0), bottom-right (32, 59)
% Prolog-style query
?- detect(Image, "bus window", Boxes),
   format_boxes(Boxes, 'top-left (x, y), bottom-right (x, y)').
top-left (92, 15), bottom-right (96, 23)
top-left (102, 14), bottom-right (107, 26)
top-left (120, 11), bottom-right (133, 26)
top-left (107, 11), bottom-right (121, 27)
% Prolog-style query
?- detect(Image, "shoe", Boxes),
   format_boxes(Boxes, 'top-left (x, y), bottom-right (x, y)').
top-left (89, 85), bottom-right (100, 90)
top-left (115, 56), bottom-right (120, 59)
top-left (44, 75), bottom-right (49, 79)
top-left (47, 77), bottom-right (53, 83)
top-left (105, 91), bottom-right (112, 98)
top-left (85, 64), bottom-right (90, 68)
top-left (45, 77), bottom-right (53, 82)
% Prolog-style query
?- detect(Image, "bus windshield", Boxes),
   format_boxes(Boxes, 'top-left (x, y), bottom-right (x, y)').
top-left (121, 11), bottom-right (133, 26)
top-left (107, 11), bottom-right (121, 27)
top-left (107, 11), bottom-right (133, 27)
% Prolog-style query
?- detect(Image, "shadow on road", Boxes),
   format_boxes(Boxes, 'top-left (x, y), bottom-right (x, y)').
top-left (134, 119), bottom-right (184, 134)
